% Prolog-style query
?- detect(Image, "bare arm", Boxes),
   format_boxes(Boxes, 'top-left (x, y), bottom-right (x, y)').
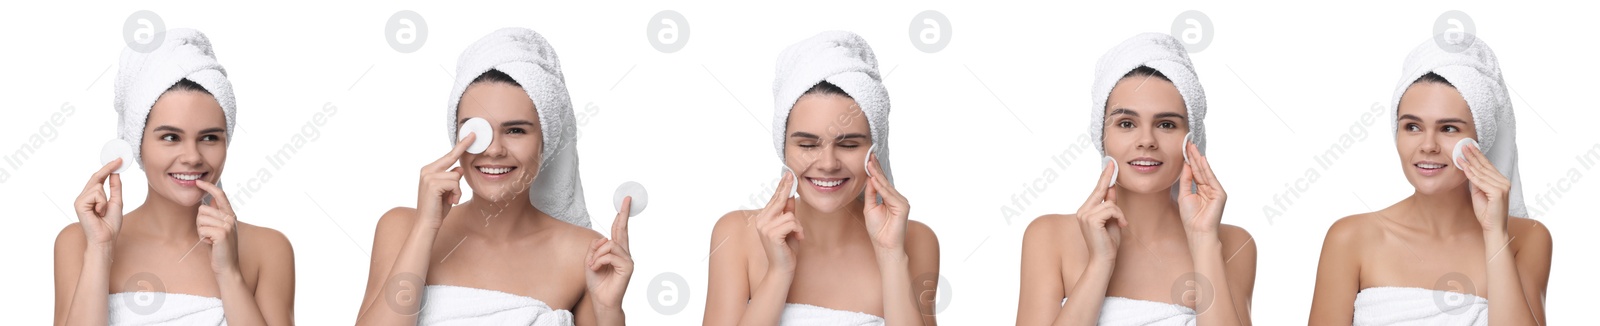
top-left (246, 226), bottom-right (297, 325)
top-left (1016, 216), bottom-right (1066, 326)
top-left (56, 161), bottom-right (125, 326)
top-left (1308, 217), bottom-right (1362, 325)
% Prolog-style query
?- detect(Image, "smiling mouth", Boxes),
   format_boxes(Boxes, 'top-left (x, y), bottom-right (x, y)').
top-left (476, 166), bottom-right (516, 175)
top-left (806, 177), bottom-right (847, 188)
top-left (169, 172), bottom-right (206, 181)
top-left (1129, 160), bottom-right (1163, 167)
top-left (1415, 163), bottom-right (1447, 169)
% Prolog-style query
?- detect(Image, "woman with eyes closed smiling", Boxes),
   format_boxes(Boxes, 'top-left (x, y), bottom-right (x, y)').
top-left (703, 31), bottom-right (940, 326)
top-left (1016, 33), bottom-right (1255, 326)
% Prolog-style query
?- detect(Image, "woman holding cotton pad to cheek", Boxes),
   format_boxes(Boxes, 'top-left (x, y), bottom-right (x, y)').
top-left (1309, 35), bottom-right (1550, 325)
top-left (1016, 33), bottom-right (1256, 325)
top-left (703, 31), bottom-right (940, 326)
top-left (54, 29), bottom-right (295, 326)
top-left (355, 28), bottom-right (631, 326)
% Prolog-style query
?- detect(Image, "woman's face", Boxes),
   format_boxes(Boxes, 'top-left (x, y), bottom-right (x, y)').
top-left (141, 90), bottom-right (227, 206)
top-left (784, 93), bottom-right (872, 213)
top-left (1395, 82), bottom-right (1476, 195)
top-left (456, 82), bottom-right (544, 202)
top-left (1102, 75), bottom-right (1188, 194)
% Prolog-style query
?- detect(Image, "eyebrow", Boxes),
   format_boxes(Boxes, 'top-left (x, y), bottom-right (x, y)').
top-left (152, 125), bottom-right (226, 134)
top-left (1107, 108), bottom-right (1186, 121)
top-left (456, 118), bottom-right (538, 128)
top-left (1398, 114), bottom-right (1468, 124)
top-left (789, 131), bottom-right (870, 141)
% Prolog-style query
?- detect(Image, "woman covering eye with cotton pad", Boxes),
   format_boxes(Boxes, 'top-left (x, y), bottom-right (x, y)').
top-left (1016, 33), bottom-right (1256, 325)
top-left (703, 31), bottom-right (940, 326)
top-left (1309, 34), bottom-right (1551, 325)
top-left (355, 28), bottom-right (631, 326)
top-left (54, 29), bottom-right (296, 325)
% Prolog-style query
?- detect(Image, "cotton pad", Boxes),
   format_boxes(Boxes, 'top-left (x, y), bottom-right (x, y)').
top-left (1181, 132), bottom-right (1193, 163)
top-left (783, 164), bottom-right (799, 198)
top-left (612, 181), bottom-right (648, 217)
top-left (1102, 156), bottom-right (1118, 188)
top-left (101, 139), bottom-right (134, 174)
top-left (457, 117), bottom-right (493, 154)
top-left (864, 143), bottom-right (877, 177)
top-left (1452, 138), bottom-right (1477, 170)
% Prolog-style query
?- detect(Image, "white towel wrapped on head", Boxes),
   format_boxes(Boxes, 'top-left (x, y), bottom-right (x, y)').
top-left (418, 285), bottom-right (574, 326)
top-left (780, 303), bottom-right (884, 326)
top-left (1390, 33), bottom-right (1526, 218)
top-left (1089, 33), bottom-right (1207, 157)
top-left (1353, 287), bottom-right (1487, 326)
top-left (771, 31), bottom-right (894, 184)
top-left (445, 27), bottom-right (590, 227)
top-left (108, 291), bottom-right (225, 325)
top-left (114, 28), bottom-right (237, 170)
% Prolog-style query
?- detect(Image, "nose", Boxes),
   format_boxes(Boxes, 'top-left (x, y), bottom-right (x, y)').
top-left (1134, 128), bottom-right (1159, 151)
top-left (1419, 132), bottom-right (1442, 155)
top-left (479, 129), bottom-right (506, 158)
top-left (177, 138), bottom-right (203, 167)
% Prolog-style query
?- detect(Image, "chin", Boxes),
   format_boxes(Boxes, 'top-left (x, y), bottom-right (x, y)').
top-left (800, 192), bottom-right (857, 213)
top-left (1120, 177), bottom-right (1180, 195)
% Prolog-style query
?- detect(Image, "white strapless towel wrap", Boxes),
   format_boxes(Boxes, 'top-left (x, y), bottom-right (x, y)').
top-left (780, 303), bottom-right (885, 326)
top-left (416, 285), bottom-right (574, 326)
top-left (1062, 296), bottom-right (1197, 326)
top-left (1354, 287), bottom-right (1488, 326)
top-left (107, 292), bottom-right (225, 326)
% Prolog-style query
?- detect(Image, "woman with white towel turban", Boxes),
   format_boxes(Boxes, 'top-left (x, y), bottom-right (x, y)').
top-left (1309, 34), bottom-right (1551, 325)
top-left (355, 28), bottom-right (631, 326)
top-left (703, 31), bottom-right (940, 326)
top-left (1016, 33), bottom-right (1256, 325)
top-left (55, 28), bottom-right (296, 325)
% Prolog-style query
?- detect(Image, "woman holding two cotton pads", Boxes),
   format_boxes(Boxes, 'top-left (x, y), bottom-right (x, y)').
top-left (703, 31), bottom-right (941, 325)
top-left (354, 28), bottom-right (632, 326)
top-left (1016, 33), bottom-right (1256, 325)
top-left (1308, 34), bottom-right (1551, 325)
top-left (54, 29), bottom-right (296, 325)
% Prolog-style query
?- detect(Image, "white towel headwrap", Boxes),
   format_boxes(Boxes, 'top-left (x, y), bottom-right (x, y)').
top-left (114, 28), bottom-right (237, 170)
top-left (446, 28), bottom-right (590, 228)
top-left (1390, 34), bottom-right (1526, 218)
top-left (1089, 33), bottom-right (1207, 157)
top-left (772, 31), bottom-right (893, 184)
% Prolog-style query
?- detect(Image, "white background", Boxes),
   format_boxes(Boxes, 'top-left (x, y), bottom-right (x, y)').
top-left (3, 0), bottom-right (1595, 324)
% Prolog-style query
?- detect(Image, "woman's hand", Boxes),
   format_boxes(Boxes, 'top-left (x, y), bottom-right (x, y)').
top-left (74, 159), bottom-right (126, 252)
top-left (195, 180), bottom-right (242, 277)
top-left (863, 155), bottom-right (911, 256)
top-left (754, 171), bottom-right (803, 277)
top-left (1076, 159), bottom-right (1126, 263)
top-left (1455, 142), bottom-right (1511, 235)
top-left (1178, 142), bottom-right (1227, 239)
top-left (586, 197), bottom-right (635, 312)
top-left (416, 134), bottom-right (475, 231)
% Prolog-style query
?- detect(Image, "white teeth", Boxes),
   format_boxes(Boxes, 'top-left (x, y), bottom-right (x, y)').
top-left (1417, 163), bottom-right (1446, 169)
top-left (809, 178), bottom-right (844, 187)
top-left (1130, 160), bottom-right (1162, 166)
top-left (477, 166), bottom-right (513, 175)
top-left (170, 173), bottom-right (202, 181)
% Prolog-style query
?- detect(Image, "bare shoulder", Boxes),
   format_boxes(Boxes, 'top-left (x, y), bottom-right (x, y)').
top-left (1025, 214), bottom-right (1083, 252)
top-left (376, 206), bottom-right (420, 233)
top-left (1218, 224), bottom-right (1254, 250)
top-left (905, 220), bottom-right (940, 261)
top-left (711, 209), bottom-right (758, 239)
top-left (552, 219), bottom-right (605, 252)
top-left (1324, 213), bottom-right (1381, 249)
top-left (1508, 218), bottom-right (1553, 252)
top-left (55, 223), bottom-right (86, 253)
top-left (238, 222), bottom-right (293, 254)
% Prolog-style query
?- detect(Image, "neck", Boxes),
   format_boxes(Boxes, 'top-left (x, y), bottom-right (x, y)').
top-left (794, 196), bottom-right (868, 250)
top-left (1113, 184), bottom-right (1185, 240)
top-left (129, 187), bottom-right (201, 242)
top-left (460, 191), bottom-right (551, 240)
top-left (1401, 185), bottom-right (1478, 234)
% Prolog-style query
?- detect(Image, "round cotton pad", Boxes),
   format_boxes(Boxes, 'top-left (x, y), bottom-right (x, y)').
top-left (100, 139), bottom-right (134, 174)
top-left (1102, 156), bottom-right (1118, 188)
top-left (1452, 138), bottom-right (1477, 170)
top-left (864, 143), bottom-right (877, 177)
top-left (457, 117), bottom-right (493, 154)
top-left (612, 181), bottom-right (648, 217)
top-left (783, 165), bottom-right (799, 198)
top-left (1181, 132), bottom-right (1193, 163)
